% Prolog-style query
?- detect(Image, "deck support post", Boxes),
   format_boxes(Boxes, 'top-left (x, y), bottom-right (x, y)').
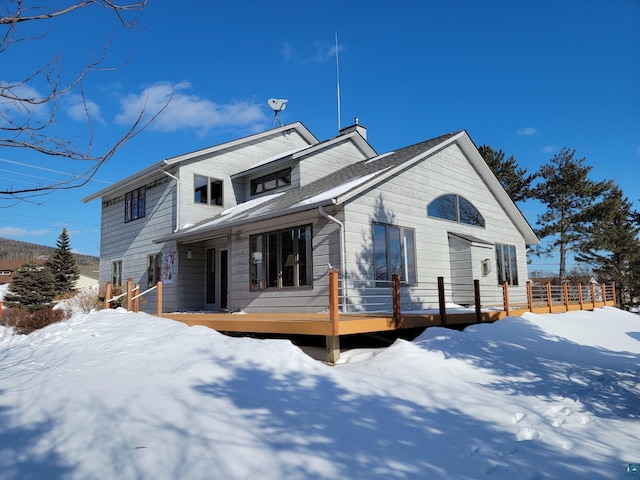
top-left (473, 279), bottom-right (481, 323)
top-left (591, 283), bottom-right (596, 309)
top-left (437, 277), bottom-right (446, 326)
top-left (326, 335), bottom-right (340, 365)
top-left (526, 281), bottom-right (533, 312)
top-left (392, 274), bottom-right (401, 328)
top-left (126, 278), bottom-right (133, 312)
top-left (327, 270), bottom-right (340, 364)
top-left (503, 282), bottom-right (510, 315)
top-left (104, 283), bottom-right (112, 309)
top-left (563, 283), bottom-right (569, 311)
top-left (546, 282), bottom-right (553, 313)
top-left (156, 281), bottom-right (163, 317)
top-left (134, 284), bottom-right (140, 313)
top-left (578, 284), bottom-right (584, 310)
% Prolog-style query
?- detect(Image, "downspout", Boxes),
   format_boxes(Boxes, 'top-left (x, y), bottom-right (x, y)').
top-left (160, 170), bottom-right (180, 233)
top-left (319, 205), bottom-right (347, 312)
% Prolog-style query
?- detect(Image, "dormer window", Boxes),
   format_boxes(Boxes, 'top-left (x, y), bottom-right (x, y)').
top-left (194, 175), bottom-right (223, 206)
top-left (251, 168), bottom-right (291, 196)
top-left (427, 194), bottom-right (485, 227)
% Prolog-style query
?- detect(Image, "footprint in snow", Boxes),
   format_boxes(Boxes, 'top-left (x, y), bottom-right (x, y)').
top-left (512, 412), bottom-right (526, 424)
top-left (463, 444), bottom-right (480, 458)
top-left (516, 428), bottom-right (540, 441)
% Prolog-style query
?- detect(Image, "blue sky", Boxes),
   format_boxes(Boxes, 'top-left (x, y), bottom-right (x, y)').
top-left (0, 0), bottom-right (638, 273)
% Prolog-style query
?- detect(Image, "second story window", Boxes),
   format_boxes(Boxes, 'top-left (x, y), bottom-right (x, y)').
top-left (125, 186), bottom-right (146, 223)
top-left (251, 168), bottom-right (291, 195)
top-left (194, 175), bottom-right (223, 206)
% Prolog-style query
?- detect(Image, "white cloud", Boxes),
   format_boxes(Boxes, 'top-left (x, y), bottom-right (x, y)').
top-left (281, 41), bottom-right (294, 61)
top-left (0, 81), bottom-right (50, 122)
top-left (517, 127), bottom-right (537, 136)
top-left (114, 81), bottom-right (269, 136)
top-left (542, 145), bottom-right (557, 153)
top-left (312, 41), bottom-right (344, 63)
top-left (0, 226), bottom-right (50, 238)
top-left (65, 93), bottom-right (104, 124)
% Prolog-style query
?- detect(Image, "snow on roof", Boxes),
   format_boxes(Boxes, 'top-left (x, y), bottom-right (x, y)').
top-left (292, 169), bottom-right (391, 208)
top-left (186, 191), bottom-right (286, 232)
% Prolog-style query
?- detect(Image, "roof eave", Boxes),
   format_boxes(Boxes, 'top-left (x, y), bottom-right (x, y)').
top-left (455, 132), bottom-right (540, 245)
top-left (335, 132), bottom-right (464, 205)
top-left (153, 197), bottom-right (337, 244)
top-left (82, 122), bottom-right (318, 203)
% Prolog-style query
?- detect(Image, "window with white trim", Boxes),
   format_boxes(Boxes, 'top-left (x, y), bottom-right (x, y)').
top-left (194, 174), bottom-right (223, 206)
top-left (148, 254), bottom-right (161, 287)
top-left (112, 260), bottom-right (122, 286)
top-left (496, 244), bottom-right (518, 285)
top-left (373, 222), bottom-right (417, 283)
top-left (125, 186), bottom-right (146, 223)
top-left (250, 225), bottom-right (312, 290)
top-left (250, 168), bottom-right (291, 196)
top-left (428, 194), bottom-right (485, 227)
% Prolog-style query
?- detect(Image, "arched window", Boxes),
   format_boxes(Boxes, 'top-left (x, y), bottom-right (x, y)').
top-left (428, 194), bottom-right (485, 227)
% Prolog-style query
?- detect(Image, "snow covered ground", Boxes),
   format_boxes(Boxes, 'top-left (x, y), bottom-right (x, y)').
top-left (0, 286), bottom-right (638, 479)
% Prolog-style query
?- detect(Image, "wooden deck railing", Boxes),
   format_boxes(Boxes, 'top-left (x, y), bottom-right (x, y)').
top-left (105, 273), bottom-right (615, 323)
top-left (104, 279), bottom-right (163, 316)
top-left (103, 273), bottom-right (616, 364)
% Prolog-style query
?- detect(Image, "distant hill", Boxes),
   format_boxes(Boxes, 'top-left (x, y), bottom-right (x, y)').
top-left (0, 237), bottom-right (99, 267)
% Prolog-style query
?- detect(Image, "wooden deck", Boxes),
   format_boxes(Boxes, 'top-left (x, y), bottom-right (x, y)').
top-left (113, 273), bottom-right (616, 363)
top-left (163, 300), bottom-right (610, 338)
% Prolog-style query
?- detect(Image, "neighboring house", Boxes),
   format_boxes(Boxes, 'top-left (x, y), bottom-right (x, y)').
top-left (76, 267), bottom-right (100, 290)
top-left (83, 121), bottom-right (538, 315)
top-left (0, 260), bottom-right (97, 291)
top-left (0, 260), bottom-right (47, 285)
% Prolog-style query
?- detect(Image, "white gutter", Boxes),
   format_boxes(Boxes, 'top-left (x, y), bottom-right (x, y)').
top-left (319, 205), bottom-right (347, 312)
top-left (160, 170), bottom-right (180, 233)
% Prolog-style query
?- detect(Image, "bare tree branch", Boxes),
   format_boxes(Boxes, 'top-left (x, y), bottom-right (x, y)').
top-left (0, 0), bottom-right (165, 201)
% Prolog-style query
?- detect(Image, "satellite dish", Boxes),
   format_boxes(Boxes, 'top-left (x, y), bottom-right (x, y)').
top-left (268, 98), bottom-right (288, 127)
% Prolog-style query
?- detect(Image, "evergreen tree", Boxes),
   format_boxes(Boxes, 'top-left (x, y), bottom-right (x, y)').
top-left (478, 145), bottom-right (536, 203)
top-left (4, 262), bottom-right (57, 311)
top-left (576, 185), bottom-right (640, 307)
top-left (532, 148), bottom-right (610, 282)
top-left (45, 228), bottom-right (80, 296)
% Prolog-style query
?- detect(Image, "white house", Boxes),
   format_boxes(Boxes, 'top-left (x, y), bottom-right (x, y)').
top-left (83, 121), bottom-right (538, 316)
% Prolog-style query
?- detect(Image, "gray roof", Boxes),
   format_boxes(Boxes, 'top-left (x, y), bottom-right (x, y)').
top-left (156, 131), bottom-right (462, 243)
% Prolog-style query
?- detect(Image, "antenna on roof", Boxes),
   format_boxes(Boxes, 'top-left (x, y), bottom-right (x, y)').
top-left (335, 32), bottom-right (341, 131)
top-left (268, 98), bottom-right (288, 127)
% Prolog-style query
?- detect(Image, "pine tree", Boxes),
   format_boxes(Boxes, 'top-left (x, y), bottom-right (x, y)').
top-left (575, 185), bottom-right (640, 307)
top-left (533, 148), bottom-right (610, 282)
top-left (45, 228), bottom-right (80, 296)
top-left (478, 145), bottom-right (536, 203)
top-left (4, 262), bottom-right (57, 311)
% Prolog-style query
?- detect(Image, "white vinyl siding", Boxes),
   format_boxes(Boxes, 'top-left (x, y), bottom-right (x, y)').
top-left (341, 143), bottom-right (528, 306)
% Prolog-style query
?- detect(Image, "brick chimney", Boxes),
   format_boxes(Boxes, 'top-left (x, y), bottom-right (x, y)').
top-left (339, 117), bottom-right (367, 140)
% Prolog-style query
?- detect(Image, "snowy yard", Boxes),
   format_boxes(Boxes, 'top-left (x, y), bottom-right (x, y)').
top-left (0, 290), bottom-right (638, 479)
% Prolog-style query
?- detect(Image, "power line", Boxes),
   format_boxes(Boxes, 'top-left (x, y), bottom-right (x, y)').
top-left (0, 211), bottom-right (99, 228)
top-left (0, 157), bottom-right (112, 185)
